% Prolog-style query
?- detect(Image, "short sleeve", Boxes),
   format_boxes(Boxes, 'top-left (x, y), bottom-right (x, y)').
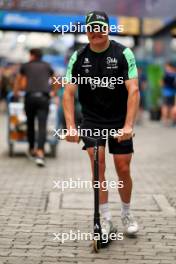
top-left (121, 48), bottom-right (138, 80)
top-left (65, 51), bottom-right (78, 84)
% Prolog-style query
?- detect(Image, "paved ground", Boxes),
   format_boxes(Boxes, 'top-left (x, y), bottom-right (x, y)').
top-left (0, 112), bottom-right (176, 264)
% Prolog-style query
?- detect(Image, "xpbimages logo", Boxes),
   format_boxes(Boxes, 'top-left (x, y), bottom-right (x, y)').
top-left (52, 75), bottom-right (124, 88)
top-left (53, 230), bottom-right (124, 244)
top-left (53, 126), bottom-right (124, 139)
top-left (53, 22), bottom-right (124, 35)
top-left (53, 178), bottom-right (124, 192)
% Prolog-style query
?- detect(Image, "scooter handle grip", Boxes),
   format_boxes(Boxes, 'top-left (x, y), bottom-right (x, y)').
top-left (58, 134), bottom-right (67, 140)
top-left (58, 134), bottom-right (81, 143)
top-left (113, 132), bottom-right (135, 139)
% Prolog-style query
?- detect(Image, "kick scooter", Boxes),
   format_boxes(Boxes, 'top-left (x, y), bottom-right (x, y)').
top-left (88, 136), bottom-right (117, 252)
top-left (58, 133), bottom-right (134, 252)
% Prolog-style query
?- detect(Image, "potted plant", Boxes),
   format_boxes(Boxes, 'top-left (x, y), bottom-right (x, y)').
top-left (147, 64), bottom-right (163, 121)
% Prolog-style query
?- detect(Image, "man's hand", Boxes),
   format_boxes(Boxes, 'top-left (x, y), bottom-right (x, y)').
top-left (63, 83), bottom-right (78, 143)
top-left (116, 126), bottom-right (133, 142)
top-left (65, 128), bottom-right (80, 143)
top-left (13, 73), bottom-right (27, 97)
top-left (50, 90), bottom-right (56, 98)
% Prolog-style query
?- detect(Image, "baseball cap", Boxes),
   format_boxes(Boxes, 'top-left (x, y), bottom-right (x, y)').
top-left (86, 11), bottom-right (109, 27)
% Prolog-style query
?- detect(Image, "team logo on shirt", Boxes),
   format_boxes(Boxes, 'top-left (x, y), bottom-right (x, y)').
top-left (82, 57), bottom-right (92, 68)
top-left (82, 57), bottom-right (92, 73)
top-left (88, 77), bottom-right (116, 90)
top-left (106, 57), bottom-right (118, 69)
top-left (84, 57), bottom-right (90, 64)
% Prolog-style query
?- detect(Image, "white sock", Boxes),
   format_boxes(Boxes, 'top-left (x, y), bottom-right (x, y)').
top-left (121, 202), bottom-right (130, 217)
top-left (100, 203), bottom-right (111, 221)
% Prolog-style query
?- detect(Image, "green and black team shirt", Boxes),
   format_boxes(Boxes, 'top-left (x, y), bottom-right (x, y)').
top-left (66, 40), bottom-right (138, 129)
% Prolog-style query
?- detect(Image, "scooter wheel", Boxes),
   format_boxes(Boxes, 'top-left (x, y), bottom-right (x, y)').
top-left (93, 239), bottom-right (100, 253)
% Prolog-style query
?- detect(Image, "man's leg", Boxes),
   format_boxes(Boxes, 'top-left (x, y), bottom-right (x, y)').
top-left (25, 97), bottom-right (35, 153)
top-left (113, 154), bottom-right (132, 205)
top-left (35, 96), bottom-right (49, 166)
top-left (87, 146), bottom-right (108, 205)
top-left (86, 146), bottom-right (116, 235)
top-left (162, 105), bottom-right (170, 125)
top-left (113, 153), bottom-right (138, 235)
top-left (37, 101), bottom-right (49, 156)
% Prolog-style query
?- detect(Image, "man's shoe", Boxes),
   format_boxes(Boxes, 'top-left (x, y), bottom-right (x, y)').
top-left (35, 156), bottom-right (45, 167)
top-left (101, 220), bottom-right (117, 237)
top-left (121, 213), bottom-right (139, 236)
top-left (26, 150), bottom-right (36, 161)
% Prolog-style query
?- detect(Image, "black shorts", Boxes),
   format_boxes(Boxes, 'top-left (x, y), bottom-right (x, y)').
top-left (163, 96), bottom-right (175, 106)
top-left (80, 125), bottom-right (134, 155)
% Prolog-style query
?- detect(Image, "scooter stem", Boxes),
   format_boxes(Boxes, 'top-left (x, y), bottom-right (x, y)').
top-left (93, 140), bottom-right (101, 233)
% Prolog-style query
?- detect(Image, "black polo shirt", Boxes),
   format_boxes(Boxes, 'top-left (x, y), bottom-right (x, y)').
top-left (20, 60), bottom-right (54, 94)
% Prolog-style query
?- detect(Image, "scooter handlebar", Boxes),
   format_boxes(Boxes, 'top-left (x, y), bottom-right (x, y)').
top-left (58, 134), bottom-right (67, 140)
top-left (57, 133), bottom-right (135, 141)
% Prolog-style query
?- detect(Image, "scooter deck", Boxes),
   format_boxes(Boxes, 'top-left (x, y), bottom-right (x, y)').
top-left (100, 226), bottom-right (118, 248)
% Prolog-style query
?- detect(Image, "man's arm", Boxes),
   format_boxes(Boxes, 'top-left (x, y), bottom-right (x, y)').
top-left (117, 47), bottom-right (140, 142)
top-left (50, 74), bottom-right (62, 97)
top-left (63, 50), bottom-right (79, 142)
top-left (13, 73), bottom-right (27, 96)
top-left (62, 83), bottom-right (79, 142)
top-left (124, 78), bottom-right (140, 129)
top-left (118, 78), bottom-right (140, 142)
top-left (48, 63), bottom-right (62, 97)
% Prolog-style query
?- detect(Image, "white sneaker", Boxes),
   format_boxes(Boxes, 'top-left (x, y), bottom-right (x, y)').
top-left (35, 157), bottom-right (45, 167)
top-left (26, 150), bottom-right (36, 161)
top-left (121, 213), bottom-right (139, 236)
top-left (101, 220), bottom-right (117, 237)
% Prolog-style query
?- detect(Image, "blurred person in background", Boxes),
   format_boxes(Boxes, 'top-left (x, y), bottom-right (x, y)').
top-left (136, 67), bottom-right (147, 125)
top-left (0, 66), bottom-right (4, 111)
top-left (170, 63), bottom-right (176, 125)
top-left (161, 62), bottom-right (176, 126)
top-left (0, 64), bottom-right (15, 111)
top-left (14, 48), bottom-right (60, 167)
top-left (0, 66), bottom-right (11, 100)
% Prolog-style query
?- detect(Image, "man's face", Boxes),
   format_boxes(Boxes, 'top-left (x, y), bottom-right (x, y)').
top-left (86, 24), bottom-right (109, 45)
top-left (165, 64), bottom-right (175, 73)
top-left (29, 54), bottom-right (35, 61)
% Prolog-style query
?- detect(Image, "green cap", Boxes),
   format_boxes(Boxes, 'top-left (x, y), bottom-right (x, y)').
top-left (86, 11), bottom-right (109, 27)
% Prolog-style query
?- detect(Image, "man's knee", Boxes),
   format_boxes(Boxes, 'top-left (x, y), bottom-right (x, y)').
top-left (117, 163), bottom-right (130, 176)
top-left (114, 155), bottom-right (131, 177)
top-left (87, 147), bottom-right (106, 172)
top-left (99, 159), bottom-right (106, 173)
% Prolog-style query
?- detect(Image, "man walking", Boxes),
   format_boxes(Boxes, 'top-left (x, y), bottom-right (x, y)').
top-left (63, 11), bottom-right (140, 236)
top-left (14, 48), bottom-right (57, 167)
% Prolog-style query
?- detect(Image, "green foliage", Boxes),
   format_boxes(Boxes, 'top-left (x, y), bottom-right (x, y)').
top-left (147, 64), bottom-right (164, 110)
